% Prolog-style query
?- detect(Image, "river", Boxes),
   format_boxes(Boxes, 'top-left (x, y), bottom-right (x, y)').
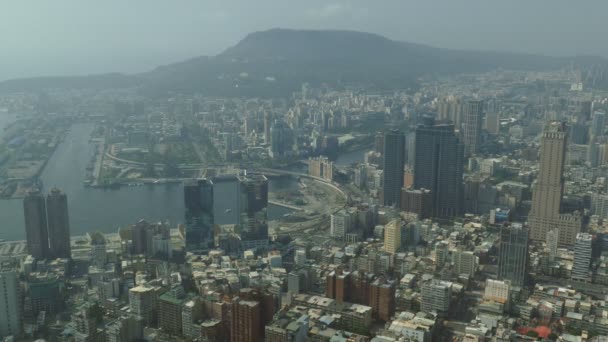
top-left (0, 123), bottom-right (294, 241)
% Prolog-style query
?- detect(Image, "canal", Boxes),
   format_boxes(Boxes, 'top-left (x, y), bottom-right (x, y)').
top-left (0, 123), bottom-right (294, 240)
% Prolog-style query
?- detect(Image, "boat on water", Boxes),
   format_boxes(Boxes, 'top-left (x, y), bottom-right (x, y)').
top-left (224, 209), bottom-right (232, 213)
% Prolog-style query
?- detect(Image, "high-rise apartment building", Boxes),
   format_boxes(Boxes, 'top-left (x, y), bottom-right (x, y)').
top-left (463, 100), bottom-right (484, 156)
top-left (129, 285), bottom-right (160, 326)
top-left (383, 130), bottom-right (405, 206)
top-left (497, 223), bottom-right (529, 287)
top-left (400, 188), bottom-right (432, 219)
top-left (528, 122), bottom-right (582, 246)
top-left (330, 210), bottom-right (352, 240)
top-left (384, 219), bottom-right (401, 254)
top-left (230, 298), bottom-right (262, 342)
top-left (591, 193), bottom-right (608, 219)
top-left (46, 188), bottom-right (71, 259)
top-left (369, 277), bottom-right (396, 322)
top-left (159, 287), bottom-right (186, 336)
top-left (572, 233), bottom-right (593, 282)
top-left (435, 242), bottom-right (450, 271)
top-left (184, 179), bottom-right (214, 252)
top-left (294, 249), bottom-right (307, 267)
top-left (0, 269), bottom-right (21, 337)
top-left (421, 280), bottom-right (452, 317)
top-left (414, 117), bottom-right (464, 218)
top-left (23, 190), bottom-right (49, 259)
top-left (308, 156), bottom-right (334, 181)
top-left (453, 250), bottom-right (477, 277)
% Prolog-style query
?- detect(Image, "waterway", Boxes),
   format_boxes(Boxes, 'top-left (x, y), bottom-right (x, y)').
top-left (281, 147), bottom-right (369, 174)
top-left (0, 123), bottom-right (295, 241)
top-left (335, 148), bottom-right (367, 166)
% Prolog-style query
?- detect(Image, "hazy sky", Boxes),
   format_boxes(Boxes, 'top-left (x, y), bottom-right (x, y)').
top-left (1, 0), bottom-right (607, 80)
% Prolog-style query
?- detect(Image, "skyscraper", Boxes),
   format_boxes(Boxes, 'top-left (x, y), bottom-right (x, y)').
top-left (238, 174), bottom-right (269, 251)
top-left (184, 179), bottom-right (214, 252)
top-left (414, 117), bottom-right (464, 218)
top-left (0, 269), bottom-right (21, 337)
top-left (590, 110), bottom-right (606, 138)
top-left (571, 233), bottom-right (593, 282)
top-left (264, 112), bottom-right (271, 144)
top-left (382, 129), bottom-right (405, 206)
top-left (463, 100), bottom-right (484, 156)
top-left (497, 223), bottom-right (529, 287)
top-left (528, 121), bottom-right (582, 246)
top-left (46, 188), bottom-right (71, 259)
top-left (23, 190), bottom-right (49, 259)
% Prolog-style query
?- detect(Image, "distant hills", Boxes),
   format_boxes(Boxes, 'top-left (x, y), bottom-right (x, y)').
top-left (1, 28), bottom-right (606, 96)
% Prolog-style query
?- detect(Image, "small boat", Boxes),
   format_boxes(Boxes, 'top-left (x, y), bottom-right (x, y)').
top-left (224, 209), bottom-right (232, 213)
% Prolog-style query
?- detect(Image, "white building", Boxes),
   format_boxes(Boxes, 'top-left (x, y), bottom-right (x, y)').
top-left (384, 220), bottom-right (402, 254)
top-left (294, 248), bottom-right (307, 267)
top-left (129, 285), bottom-right (159, 326)
top-left (591, 193), bottom-right (608, 219)
top-left (330, 210), bottom-right (352, 240)
top-left (453, 250), bottom-right (478, 277)
top-left (546, 229), bottom-right (559, 261)
top-left (483, 279), bottom-right (510, 304)
top-left (572, 233), bottom-right (593, 282)
top-left (421, 280), bottom-right (452, 316)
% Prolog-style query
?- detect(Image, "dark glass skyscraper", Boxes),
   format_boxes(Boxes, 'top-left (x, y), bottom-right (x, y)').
top-left (414, 118), bottom-right (464, 218)
top-left (184, 179), bottom-right (214, 252)
top-left (269, 120), bottom-right (294, 158)
top-left (497, 223), bottom-right (529, 287)
top-left (238, 173), bottom-right (269, 251)
top-left (23, 190), bottom-right (49, 259)
top-left (46, 188), bottom-right (71, 259)
top-left (463, 100), bottom-right (483, 156)
top-left (382, 130), bottom-right (405, 207)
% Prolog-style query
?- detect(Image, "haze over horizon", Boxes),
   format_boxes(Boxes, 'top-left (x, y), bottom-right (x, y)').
top-left (2, 0), bottom-right (608, 81)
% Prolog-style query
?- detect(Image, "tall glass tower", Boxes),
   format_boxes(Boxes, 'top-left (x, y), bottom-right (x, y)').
top-left (414, 117), bottom-right (464, 218)
top-left (184, 179), bottom-right (214, 252)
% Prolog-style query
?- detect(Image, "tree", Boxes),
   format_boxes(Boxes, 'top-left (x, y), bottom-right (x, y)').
top-left (526, 330), bottom-right (538, 338)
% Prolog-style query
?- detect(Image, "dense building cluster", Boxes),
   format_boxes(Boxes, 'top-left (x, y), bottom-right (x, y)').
top-left (2, 67), bottom-right (608, 341)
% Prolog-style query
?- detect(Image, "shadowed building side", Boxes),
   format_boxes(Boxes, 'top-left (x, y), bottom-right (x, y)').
top-left (46, 188), bottom-right (71, 259)
top-left (23, 190), bottom-right (49, 260)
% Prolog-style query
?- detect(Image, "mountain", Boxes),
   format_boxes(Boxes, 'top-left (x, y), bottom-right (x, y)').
top-left (1, 28), bottom-right (606, 96)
